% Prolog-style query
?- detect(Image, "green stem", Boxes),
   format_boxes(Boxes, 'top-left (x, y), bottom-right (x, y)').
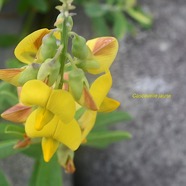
top-left (58, 18), bottom-right (68, 89)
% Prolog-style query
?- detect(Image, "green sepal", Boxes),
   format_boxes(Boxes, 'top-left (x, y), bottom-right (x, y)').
top-left (71, 35), bottom-right (91, 59)
top-left (37, 58), bottom-right (60, 86)
top-left (57, 144), bottom-right (74, 167)
top-left (18, 63), bottom-right (40, 85)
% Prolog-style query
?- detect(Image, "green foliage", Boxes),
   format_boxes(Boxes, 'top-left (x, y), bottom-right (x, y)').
top-left (0, 168), bottom-right (10, 186)
top-left (0, 0), bottom-right (5, 11)
top-left (0, 140), bottom-right (19, 158)
top-left (84, 2), bottom-right (107, 17)
top-left (0, 35), bottom-right (19, 47)
top-left (94, 111), bottom-right (131, 130)
top-left (0, 0), bottom-right (152, 47)
top-left (86, 131), bottom-right (132, 148)
top-left (82, 0), bottom-right (152, 39)
top-left (0, 82), bottom-right (18, 113)
top-left (5, 58), bottom-right (24, 68)
top-left (85, 111), bottom-right (132, 148)
top-left (29, 155), bottom-right (63, 186)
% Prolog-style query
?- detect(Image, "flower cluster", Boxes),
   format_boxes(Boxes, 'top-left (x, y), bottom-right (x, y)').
top-left (0, 0), bottom-right (120, 171)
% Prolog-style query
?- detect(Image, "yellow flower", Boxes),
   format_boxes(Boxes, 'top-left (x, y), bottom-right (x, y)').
top-left (14, 28), bottom-right (50, 64)
top-left (86, 37), bottom-right (119, 74)
top-left (79, 71), bottom-right (120, 140)
top-left (20, 80), bottom-right (81, 162)
top-left (14, 28), bottom-right (60, 64)
top-left (0, 28), bottom-right (60, 86)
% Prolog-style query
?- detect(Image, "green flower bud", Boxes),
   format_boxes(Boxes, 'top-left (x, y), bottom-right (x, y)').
top-left (66, 16), bottom-right (73, 32)
top-left (37, 58), bottom-right (60, 86)
top-left (38, 34), bottom-right (58, 62)
top-left (77, 59), bottom-right (100, 71)
top-left (54, 14), bottom-right (64, 29)
top-left (71, 35), bottom-right (91, 59)
top-left (69, 68), bottom-right (85, 100)
top-left (18, 63), bottom-right (40, 85)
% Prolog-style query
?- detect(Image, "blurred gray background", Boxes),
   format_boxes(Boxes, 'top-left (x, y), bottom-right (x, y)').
top-left (0, 0), bottom-right (186, 186)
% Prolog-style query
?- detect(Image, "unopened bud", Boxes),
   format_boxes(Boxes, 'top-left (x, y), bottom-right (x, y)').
top-left (72, 35), bottom-right (91, 59)
top-left (37, 58), bottom-right (60, 86)
top-left (66, 16), bottom-right (73, 32)
top-left (18, 63), bottom-right (40, 85)
top-left (69, 69), bottom-right (84, 100)
top-left (54, 14), bottom-right (64, 28)
top-left (57, 145), bottom-right (75, 173)
top-left (38, 34), bottom-right (58, 62)
top-left (77, 59), bottom-right (100, 71)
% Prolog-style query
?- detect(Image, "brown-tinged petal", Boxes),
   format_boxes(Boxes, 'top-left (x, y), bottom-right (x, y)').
top-left (1, 103), bottom-right (32, 123)
top-left (0, 68), bottom-right (24, 86)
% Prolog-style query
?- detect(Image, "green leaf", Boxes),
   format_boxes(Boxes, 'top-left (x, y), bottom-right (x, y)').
top-left (84, 2), bottom-right (107, 17)
top-left (29, 155), bottom-right (63, 186)
top-left (0, 168), bottom-right (10, 186)
top-left (0, 124), bottom-right (18, 140)
top-left (92, 17), bottom-right (110, 36)
top-left (0, 34), bottom-right (19, 47)
top-left (124, 0), bottom-right (136, 9)
top-left (94, 111), bottom-right (132, 130)
top-left (5, 58), bottom-right (24, 68)
top-left (28, 0), bottom-right (48, 13)
top-left (22, 143), bottom-right (42, 159)
top-left (0, 140), bottom-right (20, 158)
top-left (0, 82), bottom-right (17, 113)
top-left (126, 8), bottom-right (153, 28)
top-left (0, 91), bottom-right (18, 104)
top-left (86, 130), bottom-right (132, 148)
top-left (17, 0), bottom-right (30, 13)
top-left (113, 12), bottom-right (128, 39)
top-left (0, 0), bottom-right (5, 11)
top-left (5, 125), bottom-right (25, 136)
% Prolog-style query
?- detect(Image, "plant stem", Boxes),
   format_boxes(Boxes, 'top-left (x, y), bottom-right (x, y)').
top-left (58, 17), bottom-right (68, 89)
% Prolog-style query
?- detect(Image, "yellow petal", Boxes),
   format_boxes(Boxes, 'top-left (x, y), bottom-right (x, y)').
top-left (42, 137), bottom-right (59, 162)
top-left (14, 28), bottom-right (50, 64)
top-left (78, 110), bottom-right (97, 140)
top-left (86, 37), bottom-right (118, 74)
top-left (35, 107), bottom-right (54, 130)
top-left (1, 103), bottom-right (32, 123)
top-left (46, 90), bottom-right (75, 123)
top-left (20, 80), bottom-right (51, 107)
top-left (98, 97), bottom-right (120, 113)
top-left (90, 72), bottom-right (112, 107)
top-left (54, 119), bottom-right (81, 151)
top-left (25, 110), bottom-right (57, 138)
top-left (25, 110), bottom-right (81, 151)
top-left (0, 68), bottom-right (24, 86)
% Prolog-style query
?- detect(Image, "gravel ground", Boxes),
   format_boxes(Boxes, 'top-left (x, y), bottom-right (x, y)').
top-left (0, 0), bottom-right (186, 186)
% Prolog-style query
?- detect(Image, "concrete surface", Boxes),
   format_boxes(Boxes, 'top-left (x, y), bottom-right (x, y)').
top-left (74, 0), bottom-right (186, 186)
top-left (0, 0), bottom-right (186, 186)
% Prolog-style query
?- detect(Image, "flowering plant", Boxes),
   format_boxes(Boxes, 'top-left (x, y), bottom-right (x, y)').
top-left (0, 0), bottom-right (131, 185)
